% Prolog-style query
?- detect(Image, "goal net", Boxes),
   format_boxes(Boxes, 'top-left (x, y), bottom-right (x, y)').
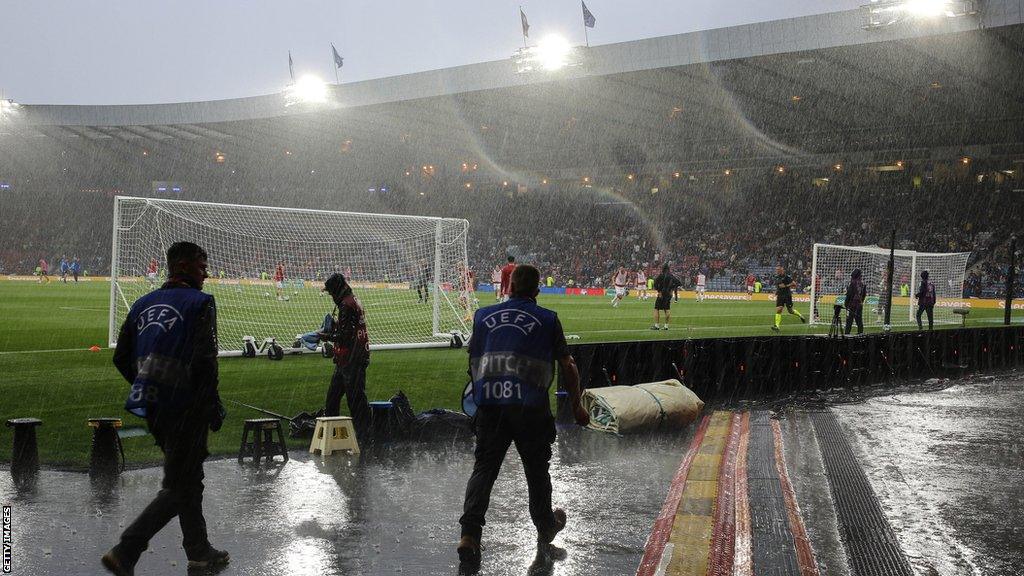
top-left (809, 243), bottom-right (970, 327)
top-left (110, 196), bottom-right (473, 353)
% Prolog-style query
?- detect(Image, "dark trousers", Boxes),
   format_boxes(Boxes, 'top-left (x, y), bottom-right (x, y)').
top-left (325, 361), bottom-right (372, 439)
top-left (116, 414), bottom-right (210, 563)
top-left (917, 305), bottom-right (934, 330)
top-left (415, 282), bottom-right (428, 302)
top-left (460, 405), bottom-right (557, 540)
top-left (845, 306), bottom-right (864, 334)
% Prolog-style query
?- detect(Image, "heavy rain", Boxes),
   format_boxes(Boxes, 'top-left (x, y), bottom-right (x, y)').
top-left (1, 1), bottom-right (1022, 575)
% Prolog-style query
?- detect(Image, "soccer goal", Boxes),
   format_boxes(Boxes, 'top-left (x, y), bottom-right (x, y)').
top-left (809, 243), bottom-right (970, 328)
top-left (110, 196), bottom-right (473, 354)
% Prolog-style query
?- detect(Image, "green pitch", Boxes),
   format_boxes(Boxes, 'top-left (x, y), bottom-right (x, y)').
top-left (0, 280), bottom-right (1007, 466)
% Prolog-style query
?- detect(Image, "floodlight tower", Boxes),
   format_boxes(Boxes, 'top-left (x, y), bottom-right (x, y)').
top-left (512, 34), bottom-right (587, 75)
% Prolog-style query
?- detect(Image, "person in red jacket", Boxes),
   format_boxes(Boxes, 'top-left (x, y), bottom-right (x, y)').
top-left (321, 273), bottom-right (372, 440)
top-left (499, 256), bottom-right (516, 302)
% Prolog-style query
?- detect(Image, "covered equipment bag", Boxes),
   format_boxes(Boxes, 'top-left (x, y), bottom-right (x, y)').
top-left (582, 379), bottom-right (703, 434)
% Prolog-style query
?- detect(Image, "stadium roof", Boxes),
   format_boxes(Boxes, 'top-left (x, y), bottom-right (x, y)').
top-left (3, 3), bottom-right (1024, 176)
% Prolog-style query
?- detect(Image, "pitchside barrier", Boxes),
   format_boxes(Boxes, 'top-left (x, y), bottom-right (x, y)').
top-left (559, 326), bottom-right (1024, 402)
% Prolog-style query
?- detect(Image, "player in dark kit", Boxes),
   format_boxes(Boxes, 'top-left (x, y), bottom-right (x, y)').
top-left (652, 264), bottom-right (682, 330)
top-left (914, 270), bottom-right (937, 330)
top-left (321, 273), bottom-right (373, 440)
top-left (414, 261), bottom-right (430, 304)
top-left (844, 268), bottom-right (867, 335)
top-left (771, 265), bottom-right (805, 331)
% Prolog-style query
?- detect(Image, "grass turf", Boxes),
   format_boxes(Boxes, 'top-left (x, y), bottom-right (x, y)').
top-left (0, 280), bottom-right (1007, 467)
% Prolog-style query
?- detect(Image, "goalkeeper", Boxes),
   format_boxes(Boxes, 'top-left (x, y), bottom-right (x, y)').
top-left (321, 273), bottom-right (372, 440)
top-left (771, 265), bottom-right (805, 331)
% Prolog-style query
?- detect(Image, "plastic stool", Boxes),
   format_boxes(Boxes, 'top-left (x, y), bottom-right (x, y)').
top-left (6, 418), bottom-right (43, 477)
top-left (309, 416), bottom-right (360, 456)
top-left (239, 418), bottom-right (289, 464)
top-left (87, 418), bottom-right (124, 477)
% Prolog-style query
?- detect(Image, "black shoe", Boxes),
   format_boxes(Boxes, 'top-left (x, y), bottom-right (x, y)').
top-left (771, 325), bottom-right (780, 332)
top-left (187, 548), bottom-right (230, 569)
top-left (538, 508), bottom-right (567, 544)
top-left (457, 535), bottom-right (481, 563)
top-left (101, 549), bottom-right (135, 576)
top-left (800, 316), bottom-right (806, 324)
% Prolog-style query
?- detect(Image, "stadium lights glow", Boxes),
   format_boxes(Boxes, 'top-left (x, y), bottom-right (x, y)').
top-left (0, 99), bottom-right (20, 119)
top-left (862, 0), bottom-right (978, 28)
top-left (724, 169), bottom-right (732, 176)
top-left (285, 74), bottom-right (329, 106)
top-left (512, 34), bottom-right (585, 74)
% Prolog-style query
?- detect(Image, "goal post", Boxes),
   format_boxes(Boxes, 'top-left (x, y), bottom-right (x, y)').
top-left (109, 196), bottom-right (474, 353)
top-left (809, 243), bottom-right (970, 328)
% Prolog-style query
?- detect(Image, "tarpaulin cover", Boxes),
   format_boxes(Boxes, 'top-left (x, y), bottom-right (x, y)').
top-left (582, 379), bottom-right (704, 434)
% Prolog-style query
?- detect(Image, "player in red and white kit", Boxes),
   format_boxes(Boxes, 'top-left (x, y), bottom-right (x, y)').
top-left (635, 268), bottom-right (648, 300)
top-left (746, 273), bottom-right (756, 300)
top-left (498, 256), bottom-right (516, 303)
top-left (458, 264), bottom-right (478, 316)
top-left (695, 271), bottom-right (707, 302)
top-left (611, 267), bottom-right (629, 307)
top-left (490, 266), bottom-right (502, 302)
top-left (274, 262), bottom-right (287, 301)
top-left (146, 257), bottom-right (159, 288)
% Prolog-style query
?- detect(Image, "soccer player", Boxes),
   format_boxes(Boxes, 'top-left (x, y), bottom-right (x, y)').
top-left (458, 264), bottom-right (478, 317)
top-left (745, 273), bottom-right (755, 299)
top-left (37, 258), bottom-right (50, 284)
top-left (146, 257), bottom-right (159, 288)
top-left (652, 264), bottom-right (682, 330)
top-left (844, 268), bottom-right (866, 335)
top-left (70, 256), bottom-right (81, 283)
top-left (610, 266), bottom-right (629, 307)
top-left (59, 255), bottom-right (70, 283)
top-left (274, 262), bottom-right (286, 300)
top-left (635, 268), bottom-right (648, 300)
top-left (414, 260), bottom-right (430, 304)
top-left (771, 265), bottom-right (805, 331)
top-left (499, 256), bottom-right (516, 303)
top-left (490, 266), bottom-right (502, 302)
top-left (915, 270), bottom-right (936, 330)
top-left (695, 270), bottom-right (707, 302)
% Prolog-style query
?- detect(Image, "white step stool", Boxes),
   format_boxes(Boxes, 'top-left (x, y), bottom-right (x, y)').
top-left (309, 416), bottom-right (360, 456)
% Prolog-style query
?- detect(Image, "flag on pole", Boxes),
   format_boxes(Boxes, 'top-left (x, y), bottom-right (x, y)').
top-left (582, 2), bottom-right (596, 28)
top-left (520, 8), bottom-right (530, 38)
top-left (331, 43), bottom-right (344, 69)
top-left (288, 51), bottom-right (295, 81)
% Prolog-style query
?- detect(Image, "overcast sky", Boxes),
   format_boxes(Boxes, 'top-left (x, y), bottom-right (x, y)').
top-left (0, 0), bottom-right (862, 105)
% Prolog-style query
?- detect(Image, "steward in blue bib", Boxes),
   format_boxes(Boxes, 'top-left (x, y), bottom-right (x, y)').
top-left (469, 297), bottom-right (563, 408)
top-left (115, 283), bottom-right (219, 419)
top-left (104, 241), bottom-right (229, 574)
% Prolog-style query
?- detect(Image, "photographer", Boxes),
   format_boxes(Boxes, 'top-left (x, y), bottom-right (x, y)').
top-left (844, 268), bottom-right (866, 335)
top-left (321, 273), bottom-right (372, 440)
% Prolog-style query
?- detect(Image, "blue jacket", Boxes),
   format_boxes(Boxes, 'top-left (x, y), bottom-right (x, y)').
top-left (469, 297), bottom-right (563, 407)
top-left (113, 282), bottom-right (219, 419)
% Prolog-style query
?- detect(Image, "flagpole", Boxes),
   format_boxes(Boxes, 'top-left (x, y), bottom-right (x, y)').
top-left (334, 60), bottom-right (340, 85)
top-left (520, 6), bottom-right (528, 48)
top-left (584, 23), bottom-right (589, 47)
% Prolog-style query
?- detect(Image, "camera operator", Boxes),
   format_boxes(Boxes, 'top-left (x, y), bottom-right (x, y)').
top-left (321, 273), bottom-right (372, 440)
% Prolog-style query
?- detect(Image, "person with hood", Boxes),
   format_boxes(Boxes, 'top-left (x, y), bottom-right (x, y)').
top-left (844, 268), bottom-right (867, 335)
top-left (915, 270), bottom-right (937, 330)
top-left (321, 272), bottom-right (372, 439)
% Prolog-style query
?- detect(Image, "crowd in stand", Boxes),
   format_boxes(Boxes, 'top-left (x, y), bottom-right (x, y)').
top-left (2, 167), bottom-right (1020, 298)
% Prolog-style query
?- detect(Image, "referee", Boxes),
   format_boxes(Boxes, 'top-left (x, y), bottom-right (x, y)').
top-left (652, 264), bottom-right (681, 330)
top-left (771, 265), bottom-right (805, 331)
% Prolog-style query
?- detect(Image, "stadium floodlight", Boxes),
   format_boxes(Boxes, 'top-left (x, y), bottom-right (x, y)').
top-left (862, 0), bottom-right (978, 28)
top-left (0, 99), bottom-right (20, 119)
top-left (284, 74), bottom-right (329, 106)
top-left (512, 34), bottom-right (586, 74)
